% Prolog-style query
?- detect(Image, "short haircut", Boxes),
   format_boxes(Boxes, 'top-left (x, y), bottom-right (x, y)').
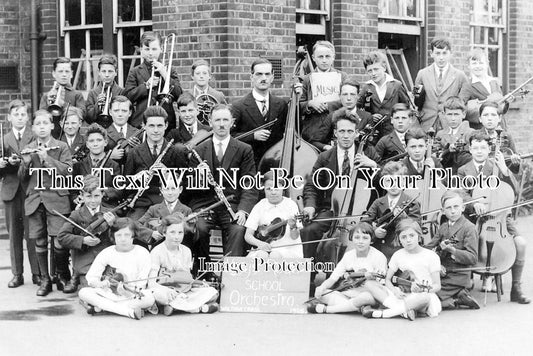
top-left (143, 105), bottom-right (168, 123)
top-left (192, 59), bottom-right (211, 74)
top-left (404, 128), bottom-right (427, 144)
top-left (395, 218), bottom-right (423, 237)
top-left (479, 100), bottom-right (501, 116)
top-left (98, 54), bottom-right (118, 70)
top-left (468, 48), bottom-right (488, 63)
top-left (340, 75), bottom-right (360, 92)
top-left (110, 95), bottom-right (133, 111)
top-left (444, 96), bottom-right (466, 112)
top-left (82, 175), bottom-right (101, 194)
top-left (210, 103), bottom-right (233, 120)
top-left (64, 106), bottom-right (84, 121)
top-left (176, 92), bottom-right (197, 108)
top-left (8, 99), bottom-right (27, 114)
top-left (158, 212), bottom-right (185, 235)
top-left (362, 51), bottom-right (387, 70)
top-left (313, 40), bottom-right (335, 54)
top-left (33, 109), bottom-right (53, 124)
top-left (53, 57), bottom-right (73, 71)
top-left (141, 31), bottom-right (161, 47)
top-left (441, 190), bottom-right (464, 207)
top-left (430, 37), bottom-right (452, 51)
top-left (391, 103), bottom-right (411, 117)
top-left (381, 161), bottom-right (407, 176)
top-left (111, 217), bottom-right (138, 236)
top-left (250, 58), bottom-right (272, 73)
top-left (468, 131), bottom-right (491, 145)
top-left (85, 123), bottom-right (108, 140)
top-left (332, 112), bottom-right (358, 129)
top-left (349, 222), bottom-right (376, 242)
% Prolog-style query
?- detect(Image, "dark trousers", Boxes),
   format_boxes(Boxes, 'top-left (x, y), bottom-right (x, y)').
top-left (194, 207), bottom-right (246, 261)
top-left (5, 186), bottom-right (39, 276)
top-left (299, 210), bottom-right (333, 259)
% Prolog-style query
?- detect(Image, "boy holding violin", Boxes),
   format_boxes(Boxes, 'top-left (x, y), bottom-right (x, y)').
top-left (57, 175), bottom-right (116, 293)
top-left (458, 121), bottom-right (530, 304)
top-left (166, 92), bottom-right (211, 144)
top-left (308, 222), bottom-right (386, 314)
top-left (426, 190), bottom-right (480, 309)
top-left (361, 161), bottom-right (421, 260)
top-left (149, 214), bottom-right (219, 315)
top-left (60, 106), bottom-right (86, 162)
top-left (244, 171), bottom-right (303, 259)
top-left (79, 217), bottom-right (156, 319)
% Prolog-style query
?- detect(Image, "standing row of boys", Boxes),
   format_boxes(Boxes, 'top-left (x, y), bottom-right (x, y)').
top-left (1, 32), bottom-right (529, 319)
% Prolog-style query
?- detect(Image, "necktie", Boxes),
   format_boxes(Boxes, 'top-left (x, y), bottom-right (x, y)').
top-left (92, 158), bottom-right (100, 167)
top-left (216, 142), bottom-right (224, 163)
top-left (437, 69), bottom-right (443, 89)
top-left (152, 145), bottom-right (158, 159)
top-left (260, 99), bottom-right (268, 119)
top-left (477, 164), bottom-right (484, 174)
top-left (417, 161), bottom-right (423, 173)
top-left (119, 126), bottom-right (125, 139)
top-left (17, 132), bottom-right (21, 142)
top-left (341, 150), bottom-right (350, 176)
top-left (188, 126), bottom-right (194, 136)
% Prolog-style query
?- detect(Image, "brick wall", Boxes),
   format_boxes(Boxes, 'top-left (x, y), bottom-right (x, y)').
top-left (40, 0), bottom-right (60, 101)
top-left (153, 0), bottom-right (296, 101)
top-left (0, 2), bottom-right (31, 122)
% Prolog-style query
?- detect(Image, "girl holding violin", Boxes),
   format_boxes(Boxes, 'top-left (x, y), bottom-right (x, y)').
top-left (309, 222), bottom-right (386, 314)
top-left (149, 214), bottom-right (219, 315)
top-left (245, 171), bottom-right (303, 259)
top-left (58, 175), bottom-right (116, 293)
top-left (78, 217), bottom-right (156, 319)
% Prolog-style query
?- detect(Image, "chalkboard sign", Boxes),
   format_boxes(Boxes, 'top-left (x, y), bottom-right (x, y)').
top-left (219, 257), bottom-right (311, 314)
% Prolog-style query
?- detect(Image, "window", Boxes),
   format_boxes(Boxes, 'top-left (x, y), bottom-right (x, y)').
top-left (470, 0), bottom-right (506, 80)
top-left (378, 0), bottom-right (425, 35)
top-left (59, 0), bottom-right (152, 94)
top-left (296, 0), bottom-right (330, 35)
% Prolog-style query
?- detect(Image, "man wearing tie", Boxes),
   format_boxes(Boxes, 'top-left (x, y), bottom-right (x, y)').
top-left (414, 38), bottom-right (468, 132)
top-left (231, 58), bottom-right (289, 170)
top-left (106, 96), bottom-right (141, 169)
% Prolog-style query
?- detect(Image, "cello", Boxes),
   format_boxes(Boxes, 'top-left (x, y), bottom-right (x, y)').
top-left (472, 128), bottom-right (516, 281)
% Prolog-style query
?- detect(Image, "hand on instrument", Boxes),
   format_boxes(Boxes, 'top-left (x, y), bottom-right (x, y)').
top-left (127, 136), bottom-right (142, 148)
top-left (0, 158), bottom-right (8, 169)
top-left (293, 82), bottom-right (303, 95)
top-left (288, 216), bottom-right (297, 230)
top-left (103, 212), bottom-right (116, 226)
top-left (374, 226), bottom-right (387, 239)
top-left (147, 75), bottom-right (160, 88)
top-left (314, 286), bottom-right (325, 298)
top-left (152, 230), bottom-right (164, 241)
top-left (257, 241), bottom-right (272, 252)
top-left (235, 210), bottom-right (247, 226)
top-left (97, 93), bottom-right (107, 106)
top-left (411, 282), bottom-right (424, 293)
top-left (371, 113), bottom-right (383, 124)
top-left (36, 146), bottom-right (48, 162)
top-left (152, 61), bottom-right (167, 79)
top-left (473, 202), bottom-right (487, 216)
top-left (110, 147), bottom-right (125, 160)
top-left (424, 157), bottom-right (435, 169)
top-left (440, 265), bottom-right (447, 277)
top-left (494, 150), bottom-right (509, 175)
top-left (8, 154), bottom-right (21, 165)
top-left (308, 99), bottom-right (328, 114)
top-left (439, 240), bottom-right (454, 252)
top-left (322, 144), bottom-right (333, 151)
top-left (253, 129), bottom-right (271, 142)
top-left (354, 153), bottom-right (377, 168)
top-left (302, 207), bottom-right (315, 220)
top-left (510, 153), bottom-right (521, 165)
top-left (83, 235), bottom-right (101, 247)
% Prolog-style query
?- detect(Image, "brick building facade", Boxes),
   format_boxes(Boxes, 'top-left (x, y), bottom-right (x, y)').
top-left (1, 0), bottom-right (532, 153)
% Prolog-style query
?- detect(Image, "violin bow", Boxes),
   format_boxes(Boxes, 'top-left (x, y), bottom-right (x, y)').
top-left (234, 119), bottom-right (278, 141)
top-left (52, 209), bottom-right (98, 239)
top-left (247, 237), bottom-right (337, 253)
top-left (380, 193), bottom-right (420, 230)
top-left (421, 196), bottom-right (487, 218)
top-left (469, 198), bottom-right (533, 218)
top-left (185, 195), bottom-right (235, 222)
top-left (305, 270), bottom-right (384, 303)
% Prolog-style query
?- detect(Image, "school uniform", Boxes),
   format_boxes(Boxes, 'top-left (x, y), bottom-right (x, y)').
top-left (435, 121), bottom-right (473, 174)
top-left (459, 76), bottom-right (504, 129)
top-left (138, 199), bottom-right (193, 246)
top-left (166, 120), bottom-right (211, 144)
top-left (86, 82), bottom-right (125, 128)
top-left (61, 133), bottom-right (86, 161)
top-left (400, 156), bottom-right (443, 177)
top-left (375, 131), bottom-right (406, 162)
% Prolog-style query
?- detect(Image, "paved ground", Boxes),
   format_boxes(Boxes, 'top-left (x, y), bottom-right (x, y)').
top-left (1, 217), bottom-right (533, 356)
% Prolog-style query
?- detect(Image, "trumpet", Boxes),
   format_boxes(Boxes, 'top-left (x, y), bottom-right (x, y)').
top-left (155, 33), bottom-right (176, 106)
top-left (48, 82), bottom-right (64, 118)
top-left (196, 93), bottom-right (218, 125)
top-left (98, 83), bottom-right (112, 127)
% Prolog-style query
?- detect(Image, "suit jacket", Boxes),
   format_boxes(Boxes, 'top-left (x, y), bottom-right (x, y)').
top-left (319, 107), bottom-right (373, 151)
top-left (39, 85), bottom-right (87, 118)
top-left (19, 137), bottom-right (72, 215)
top-left (61, 133), bottom-right (86, 158)
top-left (124, 61), bottom-right (182, 128)
top-left (188, 137), bottom-right (258, 213)
top-left (299, 69), bottom-right (347, 149)
top-left (57, 205), bottom-right (113, 274)
top-left (414, 64), bottom-right (468, 131)
top-left (459, 77), bottom-right (503, 129)
top-left (361, 192), bottom-right (421, 259)
top-left (72, 155), bottom-right (122, 204)
top-left (231, 92), bottom-right (289, 165)
top-left (0, 127), bottom-right (34, 201)
top-left (357, 78), bottom-right (410, 137)
top-left (457, 159), bottom-right (514, 195)
top-left (375, 131), bottom-right (406, 162)
top-left (303, 145), bottom-right (380, 211)
top-left (166, 120), bottom-right (211, 144)
top-left (136, 200), bottom-right (193, 244)
top-left (435, 122), bottom-right (473, 173)
top-left (85, 82), bottom-right (125, 127)
top-left (106, 124), bottom-right (140, 168)
top-left (123, 139), bottom-right (189, 208)
top-left (401, 156), bottom-right (443, 178)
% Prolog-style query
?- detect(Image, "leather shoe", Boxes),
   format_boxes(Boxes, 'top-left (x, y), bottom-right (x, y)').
top-left (55, 277), bottom-right (69, 292)
top-left (511, 287), bottom-right (531, 304)
top-left (36, 278), bottom-right (52, 297)
top-left (8, 275), bottom-right (24, 288)
top-left (32, 275), bottom-right (41, 286)
top-left (455, 290), bottom-right (480, 309)
top-left (63, 279), bottom-right (79, 294)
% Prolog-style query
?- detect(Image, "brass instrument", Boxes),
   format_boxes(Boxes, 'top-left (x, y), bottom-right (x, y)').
top-left (156, 33), bottom-right (177, 106)
top-left (48, 81), bottom-right (64, 118)
top-left (196, 93), bottom-right (218, 125)
top-left (99, 83), bottom-right (112, 126)
top-left (147, 65), bottom-right (156, 106)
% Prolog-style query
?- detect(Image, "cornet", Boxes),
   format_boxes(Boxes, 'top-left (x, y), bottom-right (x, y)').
top-left (196, 93), bottom-right (219, 125)
top-left (98, 83), bottom-right (112, 127)
top-left (48, 81), bottom-right (64, 118)
top-left (155, 33), bottom-right (177, 106)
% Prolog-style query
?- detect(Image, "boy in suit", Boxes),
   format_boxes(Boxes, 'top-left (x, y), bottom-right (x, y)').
top-left (60, 106), bottom-right (87, 162)
top-left (358, 51), bottom-right (410, 139)
top-left (414, 38), bottom-right (468, 132)
top-left (401, 128), bottom-right (443, 177)
top-left (190, 59), bottom-right (227, 104)
top-left (166, 93), bottom-right (211, 144)
top-left (124, 31), bottom-right (182, 130)
top-left (19, 110), bottom-right (73, 296)
top-left (375, 103), bottom-right (413, 162)
top-left (0, 100), bottom-right (39, 287)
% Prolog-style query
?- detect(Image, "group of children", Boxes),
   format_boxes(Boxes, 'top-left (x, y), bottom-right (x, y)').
top-left (1, 32), bottom-right (530, 320)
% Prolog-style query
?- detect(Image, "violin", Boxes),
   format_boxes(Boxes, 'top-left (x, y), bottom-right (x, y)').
top-left (374, 194), bottom-right (419, 231)
top-left (255, 217), bottom-right (290, 243)
top-left (101, 265), bottom-right (145, 299)
top-left (158, 268), bottom-right (223, 295)
top-left (391, 270), bottom-right (432, 293)
top-left (85, 198), bottom-right (131, 236)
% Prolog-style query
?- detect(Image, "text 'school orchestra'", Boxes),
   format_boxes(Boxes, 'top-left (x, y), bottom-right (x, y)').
top-left (2, 33), bottom-right (532, 320)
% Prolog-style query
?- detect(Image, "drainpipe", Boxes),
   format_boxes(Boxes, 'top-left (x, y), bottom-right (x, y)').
top-left (30, 0), bottom-right (46, 111)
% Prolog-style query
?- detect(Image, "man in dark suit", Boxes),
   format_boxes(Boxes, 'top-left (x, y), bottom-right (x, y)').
top-left (232, 58), bottom-right (289, 170)
top-left (301, 114), bottom-right (380, 261)
top-left (166, 92), bottom-right (211, 144)
top-left (0, 100), bottom-right (39, 287)
top-left (189, 104), bottom-right (258, 267)
top-left (123, 106), bottom-right (189, 221)
top-left (375, 103), bottom-right (414, 162)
